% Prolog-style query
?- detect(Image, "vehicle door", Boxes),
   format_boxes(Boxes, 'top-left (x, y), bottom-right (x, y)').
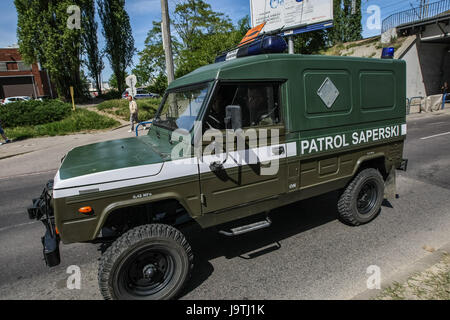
top-left (198, 82), bottom-right (288, 214)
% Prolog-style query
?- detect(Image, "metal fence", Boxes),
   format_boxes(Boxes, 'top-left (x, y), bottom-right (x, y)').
top-left (382, 0), bottom-right (450, 33)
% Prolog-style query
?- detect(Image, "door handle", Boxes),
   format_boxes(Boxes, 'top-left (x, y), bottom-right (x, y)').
top-left (209, 161), bottom-right (224, 172)
top-left (272, 146), bottom-right (285, 155)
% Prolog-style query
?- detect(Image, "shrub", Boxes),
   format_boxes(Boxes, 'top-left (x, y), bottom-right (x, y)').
top-left (6, 109), bottom-right (119, 140)
top-left (98, 89), bottom-right (122, 100)
top-left (0, 100), bottom-right (72, 128)
top-left (97, 98), bottom-right (161, 121)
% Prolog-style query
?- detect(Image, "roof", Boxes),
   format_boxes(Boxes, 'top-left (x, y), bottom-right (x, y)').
top-left (167, 53), bottom-right (402, 90)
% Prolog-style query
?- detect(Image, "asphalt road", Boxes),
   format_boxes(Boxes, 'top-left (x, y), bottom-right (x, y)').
top-left (1, 113), bottom-right (450, 300)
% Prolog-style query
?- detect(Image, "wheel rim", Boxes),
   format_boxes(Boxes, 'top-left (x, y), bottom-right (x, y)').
top-left (118, 247), bottom-right (175, 297)
top-left (357, 180), bottom-right (378, 215)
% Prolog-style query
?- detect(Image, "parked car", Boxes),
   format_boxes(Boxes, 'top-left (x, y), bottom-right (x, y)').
top-left (1, 96), bottom-right (32, 104)
top-left (121, 88), bottom-right (159, 99)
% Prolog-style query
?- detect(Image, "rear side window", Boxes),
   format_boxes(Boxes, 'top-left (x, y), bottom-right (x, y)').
top-left (206, 83), bottom-right (281, 130)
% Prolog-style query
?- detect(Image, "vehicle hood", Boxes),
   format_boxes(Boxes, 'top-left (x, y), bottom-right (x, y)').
top-left (54, 136), bottom-right (168, 189)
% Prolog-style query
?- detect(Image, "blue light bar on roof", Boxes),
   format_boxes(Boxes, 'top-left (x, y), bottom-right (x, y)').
top-left (381, 47), bottom-right (395, 59)
top-left (215, 35), bottom-right (287, 63)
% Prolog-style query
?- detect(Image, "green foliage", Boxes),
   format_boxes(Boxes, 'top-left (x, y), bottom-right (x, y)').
top-left (14, 0), bottom-right (90, 100)
top-left (97, 98), bottom-right (161, 121)
top-left (6, 109), bottom-right (119, 140)
top-left (147, 73), bottom-right (168, 96)
top-left (174, 1), bottom-right (247, 78)
top-left (98, 89), bottom-right (122, 100)
top-left (294, 30), bottom-right (329, 55)
top-left (131, 21), bottom-right (172, 86)
top-left (0, 100), bottom-right (72, 128)
top-left (98, 0), bottom-right (136, 94)
top-left (108, 73), bottom-right (128, 90)
top-left (82, 0), bottom-right (104, 95)
top-left (133, 0), bottom-right (249, 85)
top-left (329, 0), bottom-right (362, 45)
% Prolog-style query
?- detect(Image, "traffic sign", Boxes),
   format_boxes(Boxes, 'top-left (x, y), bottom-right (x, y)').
top-left (126, 75), bottom-right (137, 97)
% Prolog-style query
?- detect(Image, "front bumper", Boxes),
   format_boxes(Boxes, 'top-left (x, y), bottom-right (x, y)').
top-left (27, 180), bottom-right (61, 267)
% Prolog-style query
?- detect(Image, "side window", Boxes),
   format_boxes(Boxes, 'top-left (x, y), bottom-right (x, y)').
top-left (205, 83), bottom-right (281, 130)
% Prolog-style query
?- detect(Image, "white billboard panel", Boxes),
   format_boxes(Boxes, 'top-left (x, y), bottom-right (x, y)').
top-left (250, 0), bottom-right (333, 34)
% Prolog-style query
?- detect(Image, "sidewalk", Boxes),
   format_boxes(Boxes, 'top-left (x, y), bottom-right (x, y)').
top-left (0, 125), bottom-right (146, 180)
top-left (353, 241), bottom-right (450, 300)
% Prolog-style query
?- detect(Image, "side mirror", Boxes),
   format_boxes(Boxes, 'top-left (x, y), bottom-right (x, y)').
top-left (224, 105), bottom-right (242, 131)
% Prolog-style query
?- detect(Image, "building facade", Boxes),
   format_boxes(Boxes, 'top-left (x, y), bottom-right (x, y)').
top-left (0, 47), bottom-right (54, 99)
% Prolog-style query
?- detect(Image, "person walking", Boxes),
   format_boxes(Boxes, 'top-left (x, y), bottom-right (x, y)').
top-left (128, 95), bottom-right (138, 133)
top-left (442, 81), bottom-right (448, 110)
top-left (0, 118), bottom-right (11, 145)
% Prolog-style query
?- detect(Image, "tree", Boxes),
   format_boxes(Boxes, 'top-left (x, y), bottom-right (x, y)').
top-left (329, 0), bottom-right (362, 44)
top-left (294, 30), bottom-right (329, 55)
top-left (82, 0), bottom-right (104, 95)
top-left (347, 0), bottom-right (362, 42)
top-left (173, 1), bottom-right (247, 77)
top-left (147, 73), bottom-right (168, 96)
top-left (97, 0), bottom-right (135, 95)
top-left (108, 72), bottom-right (128, 90)
top-left (15, 0), bottom-right (88, 100)
top-left (133, 1), bottom-right (249, 85)
top-left (132, 21), bottom-right (172, 86)
top-left (173, 0), bottom-right (233, 51)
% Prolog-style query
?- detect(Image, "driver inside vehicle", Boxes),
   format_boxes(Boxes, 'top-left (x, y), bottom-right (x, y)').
top-left (206, 87), bottom-right (232, 130)
top-left (208, 91), bottom-right (226, 129)
top-left (205, 84), bottom-right (279, 130)
top-left (247, 86), bottom-right (268, 126)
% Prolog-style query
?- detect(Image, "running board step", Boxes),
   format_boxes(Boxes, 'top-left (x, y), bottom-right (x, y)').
top-left (219, 217), bottom-right (272, 236)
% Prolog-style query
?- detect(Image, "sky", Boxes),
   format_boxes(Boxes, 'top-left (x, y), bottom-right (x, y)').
top-left (0, 0), bottom-right (423, 81)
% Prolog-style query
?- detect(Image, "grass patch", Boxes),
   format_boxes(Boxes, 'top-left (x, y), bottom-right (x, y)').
top-left (6, 109), bottom-right (119, 140)
top-left (375, 253), bottom-right (450, 300)
top-left (97, 98), bottom-right (161, 122)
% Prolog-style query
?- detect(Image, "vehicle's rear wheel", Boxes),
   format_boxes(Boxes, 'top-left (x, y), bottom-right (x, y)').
top-left (98, 224), bottom-right (193, 300)
top-left (337, 168), bottom-right (385, 226)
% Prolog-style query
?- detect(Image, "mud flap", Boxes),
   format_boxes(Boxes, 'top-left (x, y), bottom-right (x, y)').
top-left (384, 166), bottom-right (396, 200)
top-left (42, 226), bottom-right (60, 267)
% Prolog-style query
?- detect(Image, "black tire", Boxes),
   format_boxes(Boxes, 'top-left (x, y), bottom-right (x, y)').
top-left (338, 168), bottom-right (385, 226)
top-left (98, 224), bottom-right (193, 300)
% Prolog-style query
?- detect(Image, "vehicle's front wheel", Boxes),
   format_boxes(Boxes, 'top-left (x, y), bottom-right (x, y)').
top-left (337, 168), bottom-right (385, 226)
top-left (98, 224), bottom-right (193, 300)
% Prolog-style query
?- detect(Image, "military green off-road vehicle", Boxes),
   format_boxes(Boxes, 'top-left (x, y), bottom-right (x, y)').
top-left (28, 53), bottom-right (407, 300)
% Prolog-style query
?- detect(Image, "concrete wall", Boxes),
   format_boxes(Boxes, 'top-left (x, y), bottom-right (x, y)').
top-left (417, 41), bottom-right (450, 96)
top-left (401, 38), bottom-right (426, 99)
top-left (400, 36), bottom-right (450, 99)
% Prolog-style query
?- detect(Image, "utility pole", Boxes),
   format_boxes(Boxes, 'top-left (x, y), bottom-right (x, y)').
top-left (160, 0), bottom-right (175, 85)
top-left (288, 36), bottom-right (294, 54)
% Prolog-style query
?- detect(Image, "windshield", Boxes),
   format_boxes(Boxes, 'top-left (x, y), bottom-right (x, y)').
top-left (153, 85), bottom-right (209, 132)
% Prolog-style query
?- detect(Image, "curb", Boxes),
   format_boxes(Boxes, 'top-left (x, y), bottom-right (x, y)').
top-left (407, 106), bottom-right (450, 121)
top-left (351, 241), bottom-right (450, 300)
top-left (0, 150), bottom-right (33, 161)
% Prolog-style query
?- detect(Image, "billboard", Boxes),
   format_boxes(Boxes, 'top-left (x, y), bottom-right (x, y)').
top-left (250, 0), bottom-right (333, 34)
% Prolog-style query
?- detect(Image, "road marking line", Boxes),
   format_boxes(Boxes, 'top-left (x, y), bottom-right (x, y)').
top-left (0, 221), bottom-right (38, 232)
top-left (420, 132), bottom-right (450, 140)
